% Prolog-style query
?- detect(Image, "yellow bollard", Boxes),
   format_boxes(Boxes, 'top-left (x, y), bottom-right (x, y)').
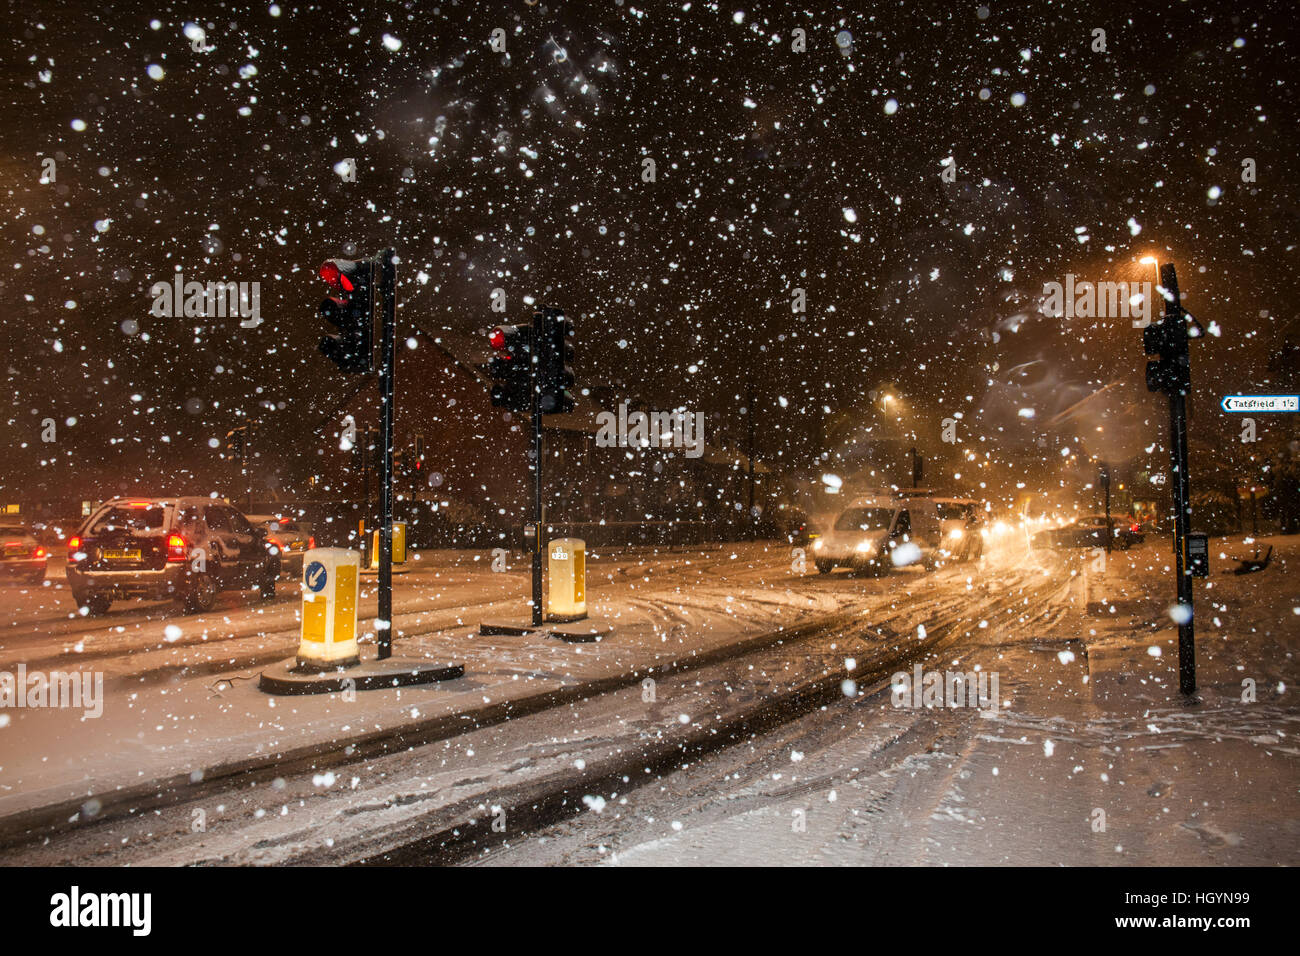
top-left (369, 521), bottom-right (407, 568)
top-left (297, 548), bottom-right (360, 671)
top-left (547, 537), bottom-right (586, 622)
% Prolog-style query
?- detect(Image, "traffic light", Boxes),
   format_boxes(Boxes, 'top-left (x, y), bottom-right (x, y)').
top-left (225, 426), bottom-right (246, 458)
top-left (318, 258), bottom-right (375, 373)
top-left (352, 427), bottom-right (381, 474)
top-left (487, 324), bottom-right (532, 412)
top-left (1143, 310), bottom-right (1190, 395)
top-left (413, 434), bottom-right (425, 474)
top-left (538, 307), bottom-right (575, 414)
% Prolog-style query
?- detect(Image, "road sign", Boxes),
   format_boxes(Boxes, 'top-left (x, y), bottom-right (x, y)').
top-left (1220, 395), bottom-right (1299, 413)
top-left (305, 560), bottom-right (327, 593)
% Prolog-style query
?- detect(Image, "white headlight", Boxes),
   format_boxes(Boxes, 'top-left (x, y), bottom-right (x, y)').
top-left (856, 541), bottom-right (872, 553)
top-left (948, 528), bottom-right (964, 540)
top-left (813, 539), bottom-right (823, 551)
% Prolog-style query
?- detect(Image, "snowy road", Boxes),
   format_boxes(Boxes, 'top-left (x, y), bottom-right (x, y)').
top-left (4, 535), bottom-right (1293, 867)
top-left (0, 537), bottom-right (1057, 865)
top-left (469, 538), bottom-right (1300, 867)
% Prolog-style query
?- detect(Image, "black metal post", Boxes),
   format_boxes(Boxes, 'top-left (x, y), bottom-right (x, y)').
top-left (531, 310), bottom-right (545, 626)
top-left (243, 424), bottom-right (252, 512)
top-left (359, 428), bottom-right (375, 567)
top-left (1102, 462), bottom-right (1112, 554)
top-left (1161, 263), bottom-right (1195, 695)
top-left (746, 383), bottom-right (756, 539)
top-left (377, 249), bottom-right (396, 659)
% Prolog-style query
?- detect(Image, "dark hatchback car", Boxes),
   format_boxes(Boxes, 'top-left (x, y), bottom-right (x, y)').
top-left (1033, 514), bottom-right (1145, 551)
top-left (67, 497), bottom-right (280, 615)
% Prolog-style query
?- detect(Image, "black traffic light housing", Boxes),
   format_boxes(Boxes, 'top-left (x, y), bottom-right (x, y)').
top-left (1143, 262), bottom-right (1204, 396)
top-left (488, 324), bottom-right (533, 412)
top-left (538, 307), bottom-right (576, 415)
top-left (224, 426), bottom-right (246, 458)
top-left (1144, 313), bottom-right (1190, 395)
top-left (318, 258), bottom-right (375, 373)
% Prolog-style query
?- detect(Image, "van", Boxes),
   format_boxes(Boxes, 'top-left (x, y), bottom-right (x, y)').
top-left (811, 495), bottom-right (943, 575)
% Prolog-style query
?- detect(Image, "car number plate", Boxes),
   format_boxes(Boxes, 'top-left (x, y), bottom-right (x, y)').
top-left (104, 548), bottom-right (142, 560)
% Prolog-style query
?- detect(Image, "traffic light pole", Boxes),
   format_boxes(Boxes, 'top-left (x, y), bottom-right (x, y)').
top-left (377, 249), bottom-right (397, 660)
top-left (531, 310), bottom-right (545, 627)
top-left (1161, 264), bottom-right (1195, 695)
top-left (243, 423), bottom-right (253, 511)
top-left (1101, 462), bottom-right (1112, 554)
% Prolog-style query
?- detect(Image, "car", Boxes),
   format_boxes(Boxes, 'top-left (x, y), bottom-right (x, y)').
top-left (246, 514), bottom-right (314, 573)
top-left (811, 496), bottom-right (944, 575)
top-left (1033, 514), bottom-right (1144, 550)
top-left (66, 497), bottom-right (280, 615)
top-left (779, 509), bottom-right (817, 547)
top-left (932, 497), bottom-right (986, 562)
top-left (0, 522), bottom-right (48, 584)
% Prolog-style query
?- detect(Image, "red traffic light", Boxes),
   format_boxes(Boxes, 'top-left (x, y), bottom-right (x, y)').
top-left (319, 259), bottom-right (357, 294)
top-left (488, 326), bottom-right (507, 351)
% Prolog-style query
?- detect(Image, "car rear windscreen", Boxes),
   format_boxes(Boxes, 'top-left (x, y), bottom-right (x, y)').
top-left (88, 506), bottom-right (168, 534)
top-left (834, 508), bottom-right (893, 531)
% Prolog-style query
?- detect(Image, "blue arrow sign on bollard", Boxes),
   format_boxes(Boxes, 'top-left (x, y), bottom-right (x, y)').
top-left (1220, 395), bottom-right (1300, 413)
top-left (305, 560), bottom-right (328, 592)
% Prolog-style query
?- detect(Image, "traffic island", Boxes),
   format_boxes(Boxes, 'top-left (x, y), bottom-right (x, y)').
top-left (549, 618), bottom-right (614, 643)
top-left (259, 545), bottom-right (464, 694)
top-left (258, 655), bottom-right (464, 696)
top-left (478, 619), bottom-right (545, 636)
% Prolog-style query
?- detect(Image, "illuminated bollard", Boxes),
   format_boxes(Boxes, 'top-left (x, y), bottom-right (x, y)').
top-left (547, 537), bottom-right (586, 622)
top-left (297, 548), bottom-right (360, 671)
top-left (369, 521), bottom-right (407, 568)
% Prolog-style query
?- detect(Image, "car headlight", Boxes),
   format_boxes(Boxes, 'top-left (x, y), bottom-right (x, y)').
top-left (813, 539), bottom-right (823, 551)
top-left (948, 528), bottom-right (964, 540)
top-left (856, 541), bottom-right (873, 553)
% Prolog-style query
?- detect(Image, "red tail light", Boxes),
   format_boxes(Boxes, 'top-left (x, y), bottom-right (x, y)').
top-left (3, 540), bottom-right (20, 547)
top-left (67, 537), bottom-right (82, 561)
top-left (308, 536), bottom-right (316, 549)
top-left (34, 547), bottom-right (47, 559)
top-left (1131, 523), bottom-right (1140, 533)
top-left (166, 533), bottom-right (188, 562)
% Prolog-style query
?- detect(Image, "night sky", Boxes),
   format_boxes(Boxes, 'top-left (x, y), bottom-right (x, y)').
top-left (2, 0), bottom-right (1296, 505)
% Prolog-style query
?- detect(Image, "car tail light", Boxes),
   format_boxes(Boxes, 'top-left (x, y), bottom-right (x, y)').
top-left (67, 537), bottom-right (82, 561)
top-left (308, 536), bottom-right (316, 549)
top-left (3, 540), bottom-right (20, 548)
top-left (34, 546), bottom-right (47, 559)
top-left (166, 534), bottom-right (188, 562)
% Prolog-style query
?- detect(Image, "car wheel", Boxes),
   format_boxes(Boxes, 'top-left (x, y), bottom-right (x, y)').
top-left (815, 560), bottom-right (834, 574)
top-left (84, 593), bottom-right (112, 616)
top-left (183, 572), bottom-right (219, 614)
